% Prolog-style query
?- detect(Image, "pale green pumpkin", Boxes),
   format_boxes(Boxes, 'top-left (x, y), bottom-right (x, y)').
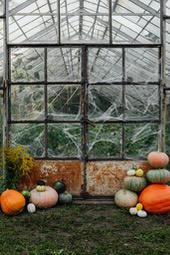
top-left (146, 169), bottom-right (170, 183)
top-left (123, 176), bottom-right (147, 192)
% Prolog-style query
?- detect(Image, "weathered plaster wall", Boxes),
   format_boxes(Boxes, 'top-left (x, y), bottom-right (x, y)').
top-left (20, 160), bottom-right (150, 196)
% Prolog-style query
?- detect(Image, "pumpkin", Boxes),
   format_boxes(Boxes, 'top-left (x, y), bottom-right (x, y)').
top-left (36, 185), bottom-right (46, 192)
top-left (27, 203), bottom-right (36, 213)
top-left (30, 186), bottom-right (58, 208)
top-left (129, 207), bottom-right (137, 215)
top-left (146, 169), bottom-right (170, 183)
top-left (53, 180), bottom-right (66, 194)
top-left (123, 176), bottom-right (147, 192)
top-left (139, 184), bottom-right (170, 214)
top-left (22, 190), bottom-right (30, 198)
top-left (1, 189), bottom-right (26, 215)
top-left (137, 210), bottom-right (147, 218)
top-left (135, 169), bottom-right (144, 177)
top-left (114, 189), bottom-right (138, 208)
top-left (59, 191), bottom-right (72, 204)
top-left (136, 203), bottom-right (143, 211)
top-left (127, 170), bottom-right (136, 176)
top-left (147, 151), bottom-right (169, 168)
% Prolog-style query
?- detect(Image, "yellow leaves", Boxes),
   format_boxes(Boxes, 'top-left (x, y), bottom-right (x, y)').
top-left (4, 145), bottom-right (34, 177)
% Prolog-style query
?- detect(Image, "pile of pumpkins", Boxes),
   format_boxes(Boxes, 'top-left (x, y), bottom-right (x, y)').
top-left (0, 179), bottom-right (73, 215)
top-left (115, 151), bottom-right (170, 217)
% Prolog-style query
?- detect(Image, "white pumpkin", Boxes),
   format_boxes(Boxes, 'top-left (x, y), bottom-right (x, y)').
top-left (114, 189), bottom-right (138, 208)
top-left (129, 207), bottom-right (138, 215)
top-left (27, 203), bottom-right (36, 213)
top-left (137, 210), bottom-right (147, 218)
top-left (127, 170), bottom-right (136, 176)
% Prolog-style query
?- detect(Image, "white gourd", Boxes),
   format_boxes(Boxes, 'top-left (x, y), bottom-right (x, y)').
top-left (127, 170), bottom-right (136, 176)
top-left (129, 207), bottom-right (138, 215)
top-left (137, 210), bottom-right (147, 218)
top-left (27, 203), bottom-right (36, 213)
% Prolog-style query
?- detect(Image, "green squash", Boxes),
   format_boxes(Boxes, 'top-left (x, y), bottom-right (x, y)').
top-left (53, 180), bottom-right (66, 194)
top-left (146, 169), bottom-right (170, 183)
top-left (22, 190), bottom-right (30, 198)
top-left (59, 191), bottom-right (73, 204)
top-left (123, 176), bottom-right (147, 192)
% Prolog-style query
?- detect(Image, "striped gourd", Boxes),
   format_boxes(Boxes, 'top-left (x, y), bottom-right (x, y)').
top-left (146, 169), bottom-right (170, 183)
top-left (123, 176), bottom-right (147, 192)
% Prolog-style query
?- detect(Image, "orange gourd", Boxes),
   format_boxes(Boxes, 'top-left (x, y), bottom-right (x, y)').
top-left (139, 184), bottom-right (170, 214)
top-left (1, 189), bottom-right (26, 215)
top-left (147, 151), bottom-right (169, 168)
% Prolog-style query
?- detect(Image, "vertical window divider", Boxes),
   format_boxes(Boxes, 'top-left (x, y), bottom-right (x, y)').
top-left (44, 47), bottom-right (48, 158)
top-left (122, 47), bottom-right (125, 159)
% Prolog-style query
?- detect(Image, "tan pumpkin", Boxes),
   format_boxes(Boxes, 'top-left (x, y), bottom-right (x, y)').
top-left (147, 151), bottom-right (169, 168)
top-left (30, 186), bottom-right (58, 208)
top-left (1, 189), bottom-right (26, 215)
top-left (114, 189), bottom-right (138, 208)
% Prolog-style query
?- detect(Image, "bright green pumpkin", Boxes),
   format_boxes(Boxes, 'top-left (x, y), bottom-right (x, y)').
top-left (59, 191), bottom-right (73, 204)
top-left (123, 176), bottom-right (147, 192)
top-left (146, 169), bottom-right (170, 183)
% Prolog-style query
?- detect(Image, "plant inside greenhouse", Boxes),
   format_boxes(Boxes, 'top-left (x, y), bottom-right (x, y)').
top-left (0, 0), bottom-right (170, 254)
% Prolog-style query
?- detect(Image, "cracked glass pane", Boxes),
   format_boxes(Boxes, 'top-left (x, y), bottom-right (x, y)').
top-left (125, 85), bottom-right (159, 120)
top-left (11, 48), bottom-right (44, 82)
top-left (125, 48), bottom-right (159, 82)
top-left (10, 124), bottom-right (45, 157)
top-left (166, 20), bottom-right (170, 85)
top-left (48, 124), bottom-right (81, 157)
top-left (88, 124), bottom-right (122, 158)
top-left (125, 123), bottom-right (159, 158)
top-left (165, 92), bottom-right (170, 154)
top-left (88, 85), bottom-right (122, 121)
top-left (88, 48), bottom-right (122, 82)
top-left (11, 85), bottom-right (44, 121)
top-left (47, 48), bottom-right (81, 82)
top-left (0, 19), bottom-right (3, 87)
top-left (48, 85), bottom-right (81, 121)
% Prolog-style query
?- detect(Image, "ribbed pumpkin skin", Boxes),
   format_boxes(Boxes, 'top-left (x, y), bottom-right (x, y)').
top-left (1, 189), bottom-right (26, 215)
top-left (123, 176), bottom-right (147, 192)
top-left (139, 184), bottom-right (170, 214)
top-left (59, 191), bottom-right (72, 204)
top-left (30, 186), bottom-right (58, 208)
top-left (146, 169), bottom-right (170, 183)
top-left (114, 189), bottom-right (138, 208)
top-left (147, 152), bottom-right (169, 168)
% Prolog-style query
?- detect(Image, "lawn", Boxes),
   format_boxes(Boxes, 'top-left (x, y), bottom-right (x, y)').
top-left (0, 204), bottom-right (170, 255)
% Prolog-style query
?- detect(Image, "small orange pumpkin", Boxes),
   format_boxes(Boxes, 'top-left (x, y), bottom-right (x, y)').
top-left (139, 184), bottom-right (170, 214)
top-left (1, 189), bottom-right (26, 215)
top-left (147, 151), bottom-right (169, 168)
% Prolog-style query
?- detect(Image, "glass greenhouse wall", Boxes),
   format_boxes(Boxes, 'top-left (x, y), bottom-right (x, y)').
top-left (0, 0), bottom-right (170, 196)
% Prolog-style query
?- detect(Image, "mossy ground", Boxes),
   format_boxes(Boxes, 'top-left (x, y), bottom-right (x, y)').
top-left (0, 204), bottom-right (170, 255)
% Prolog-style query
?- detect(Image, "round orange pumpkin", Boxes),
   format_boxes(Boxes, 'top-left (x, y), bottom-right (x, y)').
top-left (1, 189), bottom-right (26, 215)
top-left (139, 184), bottom-right (170, 214)
top-left (147, 151), bottom-right (169, 168)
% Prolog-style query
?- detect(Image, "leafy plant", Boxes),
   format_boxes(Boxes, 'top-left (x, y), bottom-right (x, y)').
top-left (4, 145), bottom-right (34, 189)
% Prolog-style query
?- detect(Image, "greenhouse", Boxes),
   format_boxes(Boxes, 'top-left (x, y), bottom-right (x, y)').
top-left (0, 0), bottom-right (169, 197)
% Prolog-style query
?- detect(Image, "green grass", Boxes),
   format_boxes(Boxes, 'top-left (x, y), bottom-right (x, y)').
top-left (0, 204), bottom-right (170, 255)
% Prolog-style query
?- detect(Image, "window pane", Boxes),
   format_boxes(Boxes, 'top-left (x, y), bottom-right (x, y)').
top-left (165, 20), bottom-right (170, 85)
top-left (0, 19), bottom-right (3, 87)
top-left (125, 123), bottom-right (159, 158)
top-left (125, 85), bottom-right (159, 120)
top-left (10, 124), bottom-right (45, 157)
top-left (11, 85), bottom-right (44, 121)
top-left (165, 92), bottom-right (170, 154)
top-left (47, 48), bottom-right (81, 82)
top-left (48, 85), bottom-right (81, 121)
top-left (48, 124), bottom-right (81, 157)
top-left (88, 48), bottom-right (122, 82)
top-left (88, 124), bottom-right (122, 158)
top-left (125, 48), bottom-right (159, 82)
top-left (89, 85), bottom-right (122, 121)
top-left (11, 48), bottom-right (44, 82)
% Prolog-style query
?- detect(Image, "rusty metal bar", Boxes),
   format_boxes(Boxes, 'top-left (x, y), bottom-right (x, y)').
top-left (81, 45), bottom-right (88, 195)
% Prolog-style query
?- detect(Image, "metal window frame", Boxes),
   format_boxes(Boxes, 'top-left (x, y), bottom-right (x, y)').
top-left (1, 0), bottom-right (169, 164)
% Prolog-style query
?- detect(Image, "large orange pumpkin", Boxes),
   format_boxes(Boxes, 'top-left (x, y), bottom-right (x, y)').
top-left (147, 151), bottom-right (169, 168)
top-left (1, 189), bottom-right (26, 215)
top-left (139, 184), bottom-right (170, 214)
